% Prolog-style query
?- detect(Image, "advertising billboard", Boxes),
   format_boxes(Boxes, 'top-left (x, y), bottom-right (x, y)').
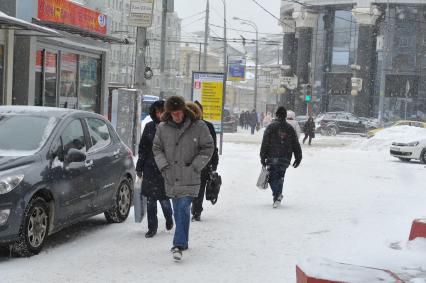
top-left (227, 57), bottom-right (246, 81)
top-left (192, 72), bottom-right (225, 133)
top-left (38, 0), bottom-right (107, 34)
top-left (128, 0), bottom-right (155, 27)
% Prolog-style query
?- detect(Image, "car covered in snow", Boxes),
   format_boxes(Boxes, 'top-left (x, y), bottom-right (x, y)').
top-left (390, 139), bottom-right (426, 163)
top-left (367, 120), bottom-right (426, 138)
top-left (0, 106), bottom-right (135, 256)
top-left (315, 112), bottom-right (368, 136)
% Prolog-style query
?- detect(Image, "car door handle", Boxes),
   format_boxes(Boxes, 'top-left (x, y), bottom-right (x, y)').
top-left (113, 149), bottom-right (120, 156)
top-left (85, 160), bottom-right (94, 168)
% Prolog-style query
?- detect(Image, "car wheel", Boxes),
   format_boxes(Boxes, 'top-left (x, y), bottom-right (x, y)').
top-left (398, 158), bottom-right (411, 162)
top-left (420, 149), bottom-right (426, 164)
top-left (104, 179), bottom-right (133, 223)
top-left (12, 197), bottom-right (50, 257)
top-left (328, 127), bottom-right (338, 136)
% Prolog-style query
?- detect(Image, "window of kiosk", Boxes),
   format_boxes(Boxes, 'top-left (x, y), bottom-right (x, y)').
top-left (0, 45), bottom-right (4, 105)
top-left (60, 53), bottom-right (78, 109)
top-left (35, 50), bottom-right (58, 107)
top-left (79, 55), bottom-right (101, 113)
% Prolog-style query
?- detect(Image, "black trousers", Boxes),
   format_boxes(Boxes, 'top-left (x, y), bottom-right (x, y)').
top-left (192, 169), bottom-right (210, 216)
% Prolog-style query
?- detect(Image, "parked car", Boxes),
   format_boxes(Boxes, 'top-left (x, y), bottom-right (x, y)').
top-left (367, 120), bottom-right (426, 138)
top-left (390, 139), bottom-right (426, 164)
top-left (222, 109), bottom-right (238, 133)
top-left (315, 112), bottom-right (367, 136)
top-left (0, 106), bottom-right (135, 256)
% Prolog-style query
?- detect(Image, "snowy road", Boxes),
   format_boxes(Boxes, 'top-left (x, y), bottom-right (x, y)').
top-left (1, 133), bottom-right (425, 282)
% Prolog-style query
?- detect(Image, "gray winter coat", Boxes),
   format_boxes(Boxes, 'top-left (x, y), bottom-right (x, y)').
top-left (153, 111), bottom-right (214, 198)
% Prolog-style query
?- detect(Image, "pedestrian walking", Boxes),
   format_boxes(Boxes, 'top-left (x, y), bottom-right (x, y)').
top-left (249, 109), bottom-right (258, 135)
top-left (244, 111), bottom-right (250, 130)
top-left (260, 112), bottom-right (265, 128)
top-left (286, 110), bottom-right (301, 139)
top-left (186, 101), bottom-right (219, 222)
top-left (303, 117), bottom-right (316, 145)
top-left (136, 100), bottom-right (173, 238)
top-left (153, 96), bottom-right (214, 261)
top-left (260, 106), bottom-right (302, 208)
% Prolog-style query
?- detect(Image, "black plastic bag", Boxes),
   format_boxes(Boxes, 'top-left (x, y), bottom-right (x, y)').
top-left (206, 172), bottom-right (222, 205)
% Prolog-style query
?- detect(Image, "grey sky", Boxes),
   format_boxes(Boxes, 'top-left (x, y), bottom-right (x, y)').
top-left (174, 0), bottom-right (282, 41)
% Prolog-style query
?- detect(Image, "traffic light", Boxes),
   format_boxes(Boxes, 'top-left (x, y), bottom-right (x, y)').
top-left (305, 95), bottom-right (312, 102)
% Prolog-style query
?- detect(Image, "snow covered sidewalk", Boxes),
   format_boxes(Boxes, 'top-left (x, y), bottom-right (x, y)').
top-left (1, 133), bottom-right (425, 282)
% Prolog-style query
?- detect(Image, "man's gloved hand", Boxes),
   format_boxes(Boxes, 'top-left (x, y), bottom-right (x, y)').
top-left (136, 171), bottom-right (142, 178)
top-left (293, 159), bottom-right (301, 168)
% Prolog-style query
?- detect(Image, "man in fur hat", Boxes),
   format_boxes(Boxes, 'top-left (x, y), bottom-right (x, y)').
top-left (153, 96), bottom-right (214, 261)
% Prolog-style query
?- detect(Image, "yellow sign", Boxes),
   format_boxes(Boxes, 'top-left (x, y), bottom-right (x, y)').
top-left (201, 82), bottom-right (223, 121)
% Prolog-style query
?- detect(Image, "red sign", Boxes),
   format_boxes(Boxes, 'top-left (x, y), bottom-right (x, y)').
top-left (38, 0), bottom-right (107, 34)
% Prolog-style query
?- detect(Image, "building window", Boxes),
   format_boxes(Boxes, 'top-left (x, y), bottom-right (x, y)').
top-left (332, 11), bottom-right (358, 69)
top-left (60, 53), bottom-right (78, 109)
top-left (79, 55), bottom-right (101, 113)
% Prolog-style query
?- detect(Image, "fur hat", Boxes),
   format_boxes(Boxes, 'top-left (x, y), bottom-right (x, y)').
top-left (165, 96), bottom-right (186, 113)
top-left (186, 102), bottom-right (202, 119)
top-left (194, 100), bottom-right (203, 111)
top-left (276, 106), bottom-right (287, 119)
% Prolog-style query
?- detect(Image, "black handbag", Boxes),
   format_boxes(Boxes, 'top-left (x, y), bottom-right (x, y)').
top-left (205, 172), bottom-right (222, 205)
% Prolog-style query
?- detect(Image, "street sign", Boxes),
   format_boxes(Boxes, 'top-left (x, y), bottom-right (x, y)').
top-left (192, 72), bottom-right (225, 133)
top-left (129, 0), bottom-right (155, 27)
top-left (227, 57), bottom-right (246, 81)
top-left (281, 75), bottom-right (298, 90)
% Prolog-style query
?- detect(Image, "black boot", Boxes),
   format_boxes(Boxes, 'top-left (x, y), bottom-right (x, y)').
top-left (166, 218), bottom-right (174, 230)
top-left (192, 214), bottom-right (201, 222)
top-left (145, 230), bottom-right (157, 238)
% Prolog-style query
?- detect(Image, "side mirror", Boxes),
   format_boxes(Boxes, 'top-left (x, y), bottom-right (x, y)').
top-left (66, 148), bottom-right (86, 163)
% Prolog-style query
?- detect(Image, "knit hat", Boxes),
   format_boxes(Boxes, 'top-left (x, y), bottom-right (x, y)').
top-left (276, 106), bottom-right (287, 119)
top-left (165, 96), bottom-right (186, 113)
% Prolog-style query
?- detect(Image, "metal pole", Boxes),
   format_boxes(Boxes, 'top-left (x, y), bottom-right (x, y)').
top-left (134, 27), bottom-right (147, 92)
top-left (219, 0), bottom-right (227, 155)
top-left (254, 28), bottom-right (258, 111)
top-left (159, 0), bottom-right (167, 99)
top-left (203, 0), bottom-right (210, 71)
top-left (378, 0), bottom-right (390, 123)
top-left (199, 43), bottom-right (202, 71)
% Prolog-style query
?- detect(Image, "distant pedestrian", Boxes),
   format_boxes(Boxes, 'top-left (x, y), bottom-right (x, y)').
top-left (260, 106), bottom-right (302, 208)
top-left (136, 100), bottom-right (173, 238)
top-left (260, 112), bottom-right (265, 128)
top-left (249, 109), bottom-right (258, 135)
top-left (153, 96), bottom-right (214, 261)
top-left (303, 117), bottom-right (316, 146)
top-left (244, 111), bottom-right (250, 130)
top-left (286, 110), bottom-right (301, 139)
top-left (186, 101), bottom-right (219, 222)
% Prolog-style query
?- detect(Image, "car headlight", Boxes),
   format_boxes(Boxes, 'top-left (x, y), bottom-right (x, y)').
top-left (0, 175), bottom-right (24, 194)
top-left (407, 141), bottom-right (419, 147)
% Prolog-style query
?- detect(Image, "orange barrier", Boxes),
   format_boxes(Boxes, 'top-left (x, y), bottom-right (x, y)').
top-left (409, 218), bottom-right (426, 241)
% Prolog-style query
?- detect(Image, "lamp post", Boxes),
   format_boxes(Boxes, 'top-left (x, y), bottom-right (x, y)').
top-left (218, 0), bottom-right (227, 155)
top-left (233, 16), bottom-right (258, 111)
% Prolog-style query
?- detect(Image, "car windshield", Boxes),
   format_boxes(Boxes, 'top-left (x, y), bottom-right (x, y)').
top-left (0, 115), bottom-right (56, 156)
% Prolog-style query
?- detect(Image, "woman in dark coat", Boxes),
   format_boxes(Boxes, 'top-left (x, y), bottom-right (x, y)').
top-left (136, 100), bottom-right (173, 238)
top-left (303, 117), bottom-right (316, 146)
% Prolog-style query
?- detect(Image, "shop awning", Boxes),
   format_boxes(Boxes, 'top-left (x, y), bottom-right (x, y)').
top-left (0, 11), bottom-right (61, 37)
top-left (33, 19), bottom-right (129, 45)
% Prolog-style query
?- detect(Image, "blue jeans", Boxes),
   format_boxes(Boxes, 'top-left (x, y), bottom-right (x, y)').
top-left (147, 198), bottom-right (173, 231)
top-left (172, 196), bottom-right (193, 249)
top-left (268, 165), bottom-right (287, 201)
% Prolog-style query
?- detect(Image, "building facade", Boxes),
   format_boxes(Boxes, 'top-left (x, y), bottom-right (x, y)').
top-left (84, 0), bottom-right (183, 97)
top-left (280, 0), bottom-right (426, 121)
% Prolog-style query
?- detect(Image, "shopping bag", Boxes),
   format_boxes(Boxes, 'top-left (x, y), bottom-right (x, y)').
top-left (133, 178), bottom-right (147, 223)
top-left (206, 172), bottom-right (222, 205)
top-left (256, 166), bottom-right (269, 190)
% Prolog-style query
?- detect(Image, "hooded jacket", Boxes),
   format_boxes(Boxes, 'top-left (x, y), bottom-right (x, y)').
top-left (286, 110), bottom-right (301, 139)
top-left (153, 97), bottom-right (214, 198)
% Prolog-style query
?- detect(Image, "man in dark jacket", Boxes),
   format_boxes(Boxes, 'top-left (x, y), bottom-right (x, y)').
top-left (153, 96), bottom-right (214, 261)
top-left (249, 109), bottom-right (258, 135)
top-left (136, 100), bottom-right (173, 238)
top-left (189, 101), bottom-right (219, 222)
top-left (260, 106), bottom-right (302, 208)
